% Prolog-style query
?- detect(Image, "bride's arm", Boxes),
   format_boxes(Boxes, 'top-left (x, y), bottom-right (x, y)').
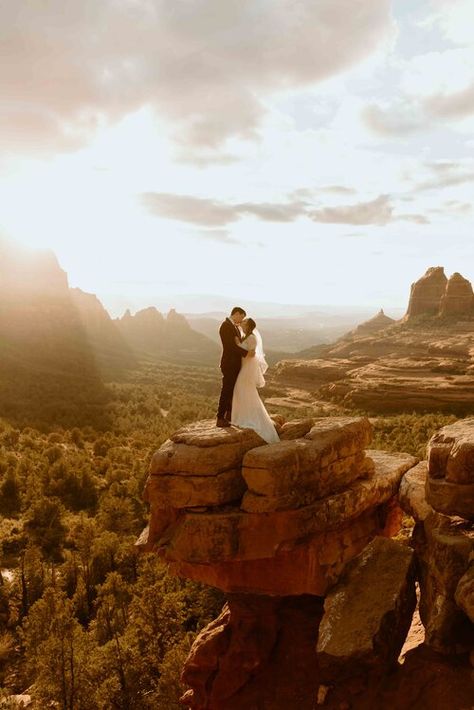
top-left (239, 334), bottom-right (256, 356)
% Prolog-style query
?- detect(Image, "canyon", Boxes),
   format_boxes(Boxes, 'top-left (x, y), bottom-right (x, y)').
top-left (273, 266), bottom-right (474, 414)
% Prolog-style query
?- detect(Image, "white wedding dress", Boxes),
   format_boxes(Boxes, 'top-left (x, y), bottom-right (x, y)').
top-left (231, 331), bottom-right (280, 444)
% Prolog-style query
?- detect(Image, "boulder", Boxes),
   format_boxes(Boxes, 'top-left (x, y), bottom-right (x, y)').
top-left (413, 511), bottom-right (474, 654)
top-left (137, 450), bottom-right (418, 595)
top-left (241, 417), bottom-right (374, 512)
top-left (316, 537), bottom-right (416, 680)
top-left (146, 468), bottom-right (246, 508)
top-left (148, 420), bottom-right (265, 477)
top-left (428, 418), bottom-right (474, 484)
top-left (405, 266), bottom-right (447, 319)
top-left (279, 418), bottom-right (315, 440)
top-left (399, 461), bottom-right (433, 522)
top-left (425, 476), bottom-right (474, 520)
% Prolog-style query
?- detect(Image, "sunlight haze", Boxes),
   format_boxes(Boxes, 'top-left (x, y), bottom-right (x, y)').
top-left (1, 0), bottom-right (473, 315)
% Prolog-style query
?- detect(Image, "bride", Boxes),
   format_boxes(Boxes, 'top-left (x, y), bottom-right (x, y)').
top-left (231, 318), bottom-right (280, 444)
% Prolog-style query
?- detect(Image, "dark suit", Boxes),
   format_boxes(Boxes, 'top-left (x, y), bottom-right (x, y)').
top-left (217, 318), bottom-right (248, 419)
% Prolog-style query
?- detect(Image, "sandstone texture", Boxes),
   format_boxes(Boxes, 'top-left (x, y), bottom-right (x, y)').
top-left (426, 419), bottom-right (474, 519)
top-left (137, 414), bottom-right (474, 709)
top-left (138, 416), bottom-right (417, 595)
top-left (413, 512), bottom-right (474, 654)
top-left (440, 272), bottom-right (474, 317)
top-left (317, 537), bottom-right (416, 679)
top-left (180, 594), bottom-right (323, 710)
top-left (398, 461), bottom-right (432, 522)
top-left (241, 416), bottom-right (373, 512)
top-left (406, 266), bottom-right (448, 319)
top-left (454, 557), bottom-right (474, 623)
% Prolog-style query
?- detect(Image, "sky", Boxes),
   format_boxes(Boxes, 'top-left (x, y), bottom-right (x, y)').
top-left (1, 0), bottom-right (474, 316)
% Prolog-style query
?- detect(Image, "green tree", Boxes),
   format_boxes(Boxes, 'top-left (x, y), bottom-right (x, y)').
top-left (21, 586), bottom-right (95, 710)
top-left (24, 497), bottom-right (66, 561)
top-left (0, 468), bottom-right (21, 516)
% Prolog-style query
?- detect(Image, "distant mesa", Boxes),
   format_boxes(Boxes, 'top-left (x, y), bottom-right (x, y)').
top-left (440, 272), bottom-right (474, 318)
top-left (352, 308), bottom-right (396, 336)
top-left (406, 266), bottom-right (474, 320)
top-left (274, 265), bottom-right (474, 414)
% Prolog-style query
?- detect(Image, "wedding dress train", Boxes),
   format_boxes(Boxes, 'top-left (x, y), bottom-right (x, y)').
top-left (231, 331), bottom-right (280, 444)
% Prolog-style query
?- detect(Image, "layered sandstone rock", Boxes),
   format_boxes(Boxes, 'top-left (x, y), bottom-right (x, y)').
top-left (406, 266), bottom-right (448, 319)
top-left (241, 417), bottom-right (374, 512)
top-left (139, 418), bottom-right (417, 595)
top-left (413, 512), bottom-right (474, 654)
top-left (317, 537), bottom-right (416, 680)
top-left (426, 419), bottom-right (474, 519)
top-left (399, 452), bottom-right (474, 655)
top-left (399, 461), bottom-right (432, 522)
top-left (137, 416), bottom-right (474, 709)
top-left (181, 594), bottom-right (324, 710)
top-left (455, 559), bottom-right (474, 623)
top-left (440, 272), bottom-right (474, 317)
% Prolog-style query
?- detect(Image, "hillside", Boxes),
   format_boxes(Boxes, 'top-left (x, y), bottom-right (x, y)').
top-left (0, 242), bottom-right (110, 429)
top-left (0, 241), bottom-right (219, 429)
top-left (115, 307), bottom-right (219, 365)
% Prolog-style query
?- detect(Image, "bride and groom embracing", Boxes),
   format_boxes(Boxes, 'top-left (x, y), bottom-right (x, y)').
top-left (216, 306), bottom-right (280, 444)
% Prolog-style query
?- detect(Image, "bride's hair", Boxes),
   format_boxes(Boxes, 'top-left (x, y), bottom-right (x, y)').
top-left (243, 318), bottom-right (256, 340)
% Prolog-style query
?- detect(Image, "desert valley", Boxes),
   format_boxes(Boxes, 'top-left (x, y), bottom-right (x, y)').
top-left (0, 241), bottom-right (473, 708)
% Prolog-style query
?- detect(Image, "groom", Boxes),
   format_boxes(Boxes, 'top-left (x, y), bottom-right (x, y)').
top-left (216, 306), bottom-right (251, 428)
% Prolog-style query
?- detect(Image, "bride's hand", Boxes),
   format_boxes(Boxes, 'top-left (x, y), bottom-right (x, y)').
top-left (235, 336), bottom-right (241, 344)
top-left (248, 349), bottom-right (256, 357)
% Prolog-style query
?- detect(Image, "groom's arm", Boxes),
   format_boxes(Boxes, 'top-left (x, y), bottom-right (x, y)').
top-left (220, 322), bottom-right (248, 357)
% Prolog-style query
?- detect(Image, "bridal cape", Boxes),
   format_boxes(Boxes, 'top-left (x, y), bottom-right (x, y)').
top-left (231, 331), bottom-right (280, 444)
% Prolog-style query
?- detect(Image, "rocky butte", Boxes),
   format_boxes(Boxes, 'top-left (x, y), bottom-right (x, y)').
top-left (273, 266), bottom-right (474, 414)
top-left (136, 415), bottom-right (474, 708)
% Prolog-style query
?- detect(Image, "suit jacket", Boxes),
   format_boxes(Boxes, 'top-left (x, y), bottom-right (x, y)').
top-left (219, 318), bottom-right (248, 372)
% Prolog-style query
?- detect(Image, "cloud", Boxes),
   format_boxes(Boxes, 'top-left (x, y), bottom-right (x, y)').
top-left (0, 0), bottom-right (394, 159)
top-left (309, 195), bottom-right (393, 225)
top-left (414, 171), bottom-right (474, 191)
top-left (195, 229), bottom-right (239, 245)
top-left (393, 213), bottom-right (430, 224)
top-left (361, 103), bottom-right (424, 137)
top-left (141, 192), bottom-right (307, 225)
top-left (318, 185), bottom-right (357, 195)
top-left (141, 193), bottom-right (238, 227)
top-left (424, 81), bottom-right (474, 120)
top-left (142, 191), bottom-right (432, 228)
top-left (236, 202), bottom-right (307, 223)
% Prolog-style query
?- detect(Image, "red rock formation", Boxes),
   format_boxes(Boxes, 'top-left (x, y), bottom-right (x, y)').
top-left (137, 416), bottom-right (474, 709)
top-left (399, 434), bottom-right (474, 655)
top-left (440, 272), bottom-right (474, 317)
top-left (317, 537), bottom-right (417, 680)
top-left (426, 419), bottom-right (474, 519)
top-left (181, 594), bottom-right (324, 710)
top-left (139, 419), bottom-right (416, 596)
top-left (405, 266), bottom-right (448, 319)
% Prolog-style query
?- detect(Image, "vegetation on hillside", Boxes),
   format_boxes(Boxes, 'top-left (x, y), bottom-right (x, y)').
top-left (0, 357), bottom-right (461, 707)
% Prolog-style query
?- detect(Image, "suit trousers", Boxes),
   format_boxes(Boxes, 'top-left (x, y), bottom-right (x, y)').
top-left (217, 365), bottom-right (240, 419)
